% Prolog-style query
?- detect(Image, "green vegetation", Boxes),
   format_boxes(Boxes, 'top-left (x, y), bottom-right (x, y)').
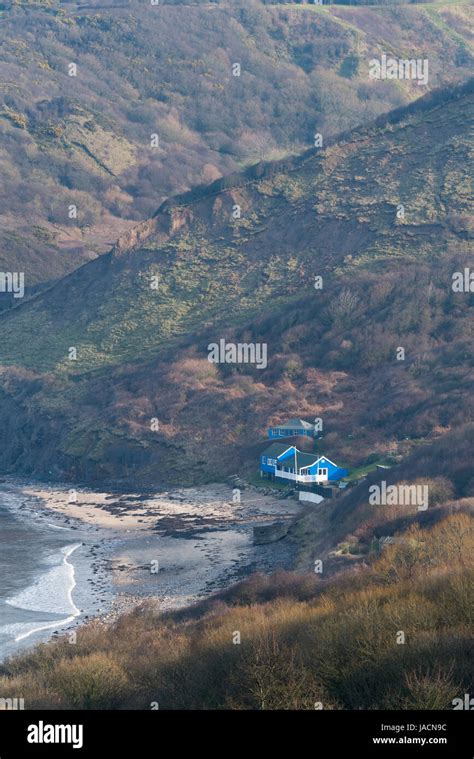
top-left (1, 81), bottom-right (472, 372)
top-left (0, 1), bottom-right (471, 710)
top-left (0, 81), bottom-right (472, 485)
top-left (246, 473), bottom-right (292, 490)
top-left (0, 0), bottom-right (472, 288)
top-left (344, 459), bottom-right (394, 482)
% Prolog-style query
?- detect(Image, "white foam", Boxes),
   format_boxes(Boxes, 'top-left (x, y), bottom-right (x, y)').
top-left (3, 543), bottom-right (81, 642)
top-left (45, 522), bottom-right (70, 531)
top-left (1, 615), bottom-right (78, 642)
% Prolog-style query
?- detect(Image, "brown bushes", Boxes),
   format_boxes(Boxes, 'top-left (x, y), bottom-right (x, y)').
top-left (0, 513), bottom-right (471, 710)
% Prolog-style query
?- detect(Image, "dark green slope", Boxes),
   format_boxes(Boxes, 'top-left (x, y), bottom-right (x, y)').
top-left (1, 81), bottom-right (472, 373)
top-left (0, 82), bottom-right (472, 485)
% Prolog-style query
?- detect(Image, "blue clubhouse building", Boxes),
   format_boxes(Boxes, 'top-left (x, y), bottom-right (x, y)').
top-left (260, 442), bottom-right (348, 485)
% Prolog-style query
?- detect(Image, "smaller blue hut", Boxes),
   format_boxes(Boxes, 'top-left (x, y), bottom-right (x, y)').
top-left (268, 419), bottom-right (316, 439)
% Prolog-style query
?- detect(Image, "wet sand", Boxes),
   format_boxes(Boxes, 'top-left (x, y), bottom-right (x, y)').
top-left (21, 482), bottom-right (298, 534)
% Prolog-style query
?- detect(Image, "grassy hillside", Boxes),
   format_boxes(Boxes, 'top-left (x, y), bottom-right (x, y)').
top-left (0, 0), bottom-right (473, 290)
top-left (0, 81), bottom-right (472, 485)
top-left (1, 81), bottom-right (472, 371)
top-left (295, 424), bottom-right (474, 567)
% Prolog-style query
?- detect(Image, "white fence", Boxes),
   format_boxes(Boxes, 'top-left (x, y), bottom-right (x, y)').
top-left (275, 468), bottom-right (328, 484)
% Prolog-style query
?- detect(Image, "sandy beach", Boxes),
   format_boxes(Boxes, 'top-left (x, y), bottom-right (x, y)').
top-left (0, 478), bottom-right (302, 658)
top-left (21, 482), bottom-right (298, 532)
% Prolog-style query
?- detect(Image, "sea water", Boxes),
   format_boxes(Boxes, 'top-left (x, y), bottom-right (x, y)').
top-left (0, 490), bottom-right (82, 661)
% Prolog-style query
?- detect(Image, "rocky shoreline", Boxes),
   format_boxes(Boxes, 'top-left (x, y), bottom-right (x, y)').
top-left (1, 477), bottom-right (302, 653)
